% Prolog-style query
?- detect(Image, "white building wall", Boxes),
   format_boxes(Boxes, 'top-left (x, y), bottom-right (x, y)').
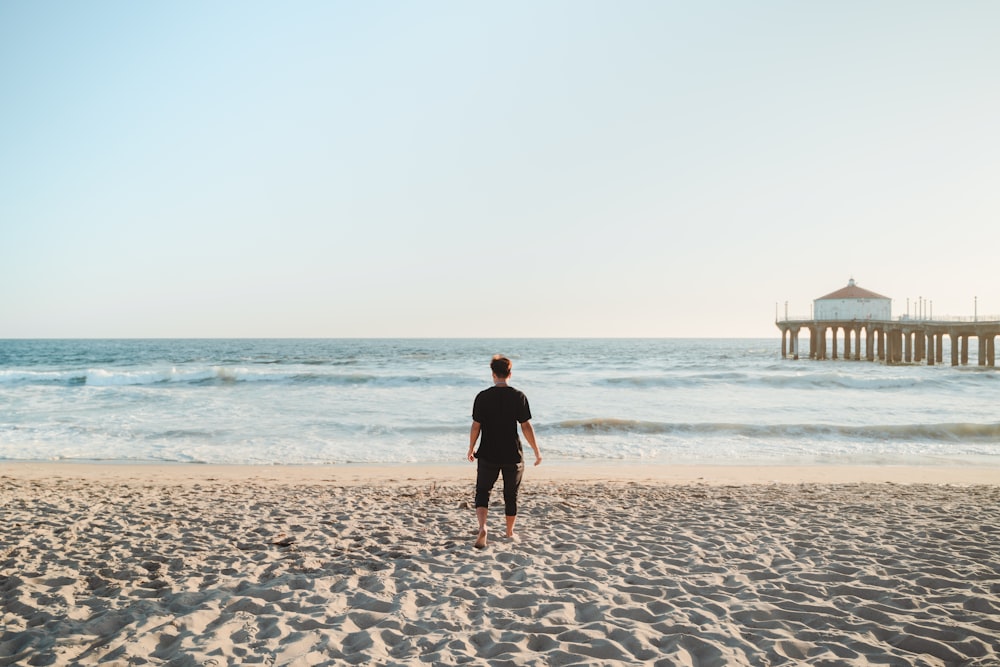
top-left (814, 298), bottom-right (891, 320)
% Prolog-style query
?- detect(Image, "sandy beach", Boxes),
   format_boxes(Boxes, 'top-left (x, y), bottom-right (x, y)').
top-left (2, 463), bottom-right (999, 666)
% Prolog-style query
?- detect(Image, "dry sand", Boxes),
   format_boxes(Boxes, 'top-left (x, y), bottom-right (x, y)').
top-left (2, 463), bottom-right (999, 666)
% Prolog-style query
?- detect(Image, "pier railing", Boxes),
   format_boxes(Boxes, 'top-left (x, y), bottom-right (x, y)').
top-left (906, 314), bottom-right (1000, 323)
top-left (776, 315), bottom-right (1000, 324)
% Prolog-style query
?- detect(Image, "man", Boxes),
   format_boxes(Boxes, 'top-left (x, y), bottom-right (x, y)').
top-left (467, 354), bottom-right (542, 549)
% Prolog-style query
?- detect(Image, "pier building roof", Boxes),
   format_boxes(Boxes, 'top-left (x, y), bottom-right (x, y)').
top-left (817, 279), bottom-right (889, 301)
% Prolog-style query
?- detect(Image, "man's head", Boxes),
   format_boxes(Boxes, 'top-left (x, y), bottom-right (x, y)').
top-left (490, 355), bottom-right (512, 379)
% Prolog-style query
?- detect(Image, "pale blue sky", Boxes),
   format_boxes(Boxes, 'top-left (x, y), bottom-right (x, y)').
top-left (2, 1), bottom-right (998, 338)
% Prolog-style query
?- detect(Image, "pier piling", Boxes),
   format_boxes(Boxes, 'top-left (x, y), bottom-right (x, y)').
top-left (777, 319), bottom-right (1000, 367)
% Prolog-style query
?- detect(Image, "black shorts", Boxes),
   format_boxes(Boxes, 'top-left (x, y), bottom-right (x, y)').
top-left (474, 459), bottom-right (525, 515)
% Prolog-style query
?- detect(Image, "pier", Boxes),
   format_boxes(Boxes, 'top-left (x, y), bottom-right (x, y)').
top-left (776, 318), bottom-right (1000, 366)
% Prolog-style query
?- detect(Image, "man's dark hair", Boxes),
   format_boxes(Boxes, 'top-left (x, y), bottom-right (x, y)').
top-left (490, 355), bottom-right (512, 379)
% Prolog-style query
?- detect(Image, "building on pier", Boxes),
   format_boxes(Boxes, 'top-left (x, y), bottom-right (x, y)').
top-left (814, 279), bottom-right (891, 321)
top-left (776, 280), bottom-right (999, 367)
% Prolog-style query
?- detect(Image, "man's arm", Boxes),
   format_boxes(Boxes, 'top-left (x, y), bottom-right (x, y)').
top-left (468, 421), bottom-right (481, 462)
top-left (520, 421), bottom-right (542, 466)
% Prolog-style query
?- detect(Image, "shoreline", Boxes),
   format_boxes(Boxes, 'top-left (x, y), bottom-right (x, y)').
top-left (4, 460), bottom-right (1000, 485)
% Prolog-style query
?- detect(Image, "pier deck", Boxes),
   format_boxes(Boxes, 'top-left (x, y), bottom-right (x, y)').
top-left (776, 319), bottom-right (1000, 366)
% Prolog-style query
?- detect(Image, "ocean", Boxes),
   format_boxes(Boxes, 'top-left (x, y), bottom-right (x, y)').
top-left (1, 338), bottom-right (999, 467)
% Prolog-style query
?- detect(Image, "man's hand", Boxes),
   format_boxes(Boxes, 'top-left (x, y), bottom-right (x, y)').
top-left (521, 421), bottom-right (540, 467)
top-left (468, 421), bottom-right (481, 463)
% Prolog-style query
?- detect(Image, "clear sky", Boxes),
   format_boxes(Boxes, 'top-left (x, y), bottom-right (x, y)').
top-left (2, 1), bottom-right (998, 338)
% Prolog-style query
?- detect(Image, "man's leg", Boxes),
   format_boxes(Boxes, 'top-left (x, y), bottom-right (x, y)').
top-left (501, 463), bottom-right (525, 538)
top-left (475, 507), bottom-right (489, 548)
top-left (505, 514), bottom-right (517, 539)
top-left (474, 462), bottom-right (501, 549)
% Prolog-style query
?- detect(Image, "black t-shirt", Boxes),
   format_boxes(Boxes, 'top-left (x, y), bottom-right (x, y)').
top-left (472, 385), bottom-right (532, 464)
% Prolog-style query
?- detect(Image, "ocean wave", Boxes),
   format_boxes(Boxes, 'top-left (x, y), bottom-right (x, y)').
top-left (599, 372), bottom-right (971, 391)
top-left (756, 373), bottom-right (956, 391)
top-left (0, 367), bottom-right (477, 388)
top-left (549, 418), bottom-right (1000, 442)
top-left (601, 372), bottom-right (749, 388)
top-left (0, 370), bottom-right (87, 385)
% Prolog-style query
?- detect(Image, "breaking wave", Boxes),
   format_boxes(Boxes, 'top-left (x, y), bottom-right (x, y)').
top-left (550, 418), bottom-right (1000, 443)
top-left (0, 367), bottom-right (475, 388)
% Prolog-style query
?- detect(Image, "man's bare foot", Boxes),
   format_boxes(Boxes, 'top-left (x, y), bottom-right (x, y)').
top-left (506, 532), bottom-right (520, 543)
top-left (474, 529), bottom-right (487, 549)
